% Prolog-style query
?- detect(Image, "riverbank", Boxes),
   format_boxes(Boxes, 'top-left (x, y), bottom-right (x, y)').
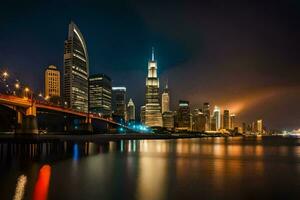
top-left (0, 133), bottom-right (209, 143)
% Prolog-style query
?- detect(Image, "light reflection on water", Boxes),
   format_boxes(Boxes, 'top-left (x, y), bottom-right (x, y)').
top-left (13, 175), bottom-right (27, 200)
top-left (0, 137), bottom-right (299, 200)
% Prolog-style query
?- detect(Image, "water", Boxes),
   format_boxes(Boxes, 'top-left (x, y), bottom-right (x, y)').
top-left (0, 137), bottom-right (299, 200)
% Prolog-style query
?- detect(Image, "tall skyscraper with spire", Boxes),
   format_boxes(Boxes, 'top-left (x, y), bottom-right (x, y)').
top-left (63, 21), bottom-right (89, 112)
top-left (144, 48), bottom-right (162, 127)
top-left (161, 81), bottom-right (169, 114)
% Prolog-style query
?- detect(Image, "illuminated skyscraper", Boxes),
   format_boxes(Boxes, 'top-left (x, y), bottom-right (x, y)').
top-left (140, 106), bottom-right (146, 124)
top-left (127, 98), bottom-right (135, 121)
top-left (203, 102), bottom-right (211, 131)
top-left (89, 74), bottom-right (112, 117)
top-left (144, 48), bottom-right (162, 127)
top-left (45, 65), bottom-right (60, 98)
top-left (213, 106), bottom-right (221, 130)
top-left (161, 82), bottom-right (169, 114)
top-left (112, 87), bottom-right (127, 120)
top-left (162, 111), bottom-right (174, 130)
top-left (223, 109), bottom-right (230, 129)
top-left (257, 119), bottom-right (263, 134)
top-left (63, 22), bottom-right (89, 112)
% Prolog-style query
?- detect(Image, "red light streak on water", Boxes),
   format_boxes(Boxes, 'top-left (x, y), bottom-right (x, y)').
top-left (33, 164), bottom-right (51, 200)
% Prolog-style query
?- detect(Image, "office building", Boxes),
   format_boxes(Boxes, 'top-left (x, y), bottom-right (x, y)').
top-left (140, 106), bottom-right (146, 124)
top-left (213, 106), bottom-right (221, 130)
top-left (192, 109), bottom-right (206, 132)
top-left (63, 22), bottom-right (89, 112)
top-left (257, 119), bottom-right (263, 134)
top-left (203, 102), bottom-right (211, 131)
top-left (223, 109), bottom-right (230, 129)
top-left (161, 83), bottom-right (170, 113)
top-left (89, 74), bottom-right (112, 117)
top-left (127, 98), bottom-right (135, 121)
top-left (112, 87), bottom-right (126, 120)
top-left (177, 100), bottom-right (190, 130)
top-left (162, 111), bottom-right (174, 130)
top-left (230, 114), bottom-right (236, 130)
top-left (45, 65), bottom-right (60, 98)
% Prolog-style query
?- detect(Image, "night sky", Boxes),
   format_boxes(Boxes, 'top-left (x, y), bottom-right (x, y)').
top-left (0, 0), bottom-right (299, 130)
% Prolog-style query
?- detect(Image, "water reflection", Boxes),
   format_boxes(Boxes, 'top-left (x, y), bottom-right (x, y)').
top-left (13, 175), bottom-right (27, 200)
top-left (33, 165), bottom-right (51, 200)
top-left (0, 137), bottom-right (299, 200)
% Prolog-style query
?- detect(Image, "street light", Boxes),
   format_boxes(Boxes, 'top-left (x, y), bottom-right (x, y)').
top-left (15, 83), bottom-right (20, 89)
top-left (3, 71), bottom-right (8, 78)
top-left (24, 87), bottom-right (30, 92)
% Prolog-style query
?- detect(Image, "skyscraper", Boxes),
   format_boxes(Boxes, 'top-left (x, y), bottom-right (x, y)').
top-left (161, 82), bottom-right (170, 114)
top-left (203, 102), bottom-right (211, 131)
top-left (230, 114), bottom-right (236, 130)
top-left (127, 98), bottom-right (135, 121)
top-left (177, 100), bottom-right (190, 130)
top-left (223, 109), bottom-right (230, 129)
top-left (213, 106), bottom-right (221, 130)
top-left (45, 65), bottom-right (60, 98)
top-left (257, 119), bottom-right (263, 134)
top-left (89, 74), bottom-right (112, 117)
top-left (144, 48), bottom-right (162, 127)
top-left (112, 87), bottom-right (126, 120)
top-left (63, 22), bottom-right (89, 112)
top-left (192, 109), bottom-right (206, 132)
top-left (140, 106), bottom-right (146, 124)
top-left (162, 111), bottom-right (174, 130)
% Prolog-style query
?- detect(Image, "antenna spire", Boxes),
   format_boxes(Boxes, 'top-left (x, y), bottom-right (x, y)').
top-left (166, 78), bottom-right (168, 89)
top-left (151, 47), bottom-right (155, 61)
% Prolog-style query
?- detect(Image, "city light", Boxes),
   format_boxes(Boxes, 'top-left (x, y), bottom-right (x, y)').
top-left (13, 175), bottom-right (27, 200)
top-left (3, 71), bottom-right (8, 78)
top-left (15, 83), bottom-right (20, 89)
top-left (24, 87), bottom-right (29, 92)
top-left (33, 165), bottom-right (51, 200)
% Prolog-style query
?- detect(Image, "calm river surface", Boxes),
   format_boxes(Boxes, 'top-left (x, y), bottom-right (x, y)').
top-left (0, 136), bottom-right (299, 200)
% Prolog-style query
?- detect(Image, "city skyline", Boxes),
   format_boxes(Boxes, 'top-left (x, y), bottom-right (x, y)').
top-left (0, 1), bottom-right (299, 130)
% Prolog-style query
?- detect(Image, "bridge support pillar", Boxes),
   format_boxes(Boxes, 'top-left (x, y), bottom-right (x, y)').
top-left (22, 115), bottom-right (38, 134)
top-left (84, 117), bottom-right (93, 132)
top-left (22, 104), bottom-right (38, 134)
top-left (15, 111), bottom-right (23, 134)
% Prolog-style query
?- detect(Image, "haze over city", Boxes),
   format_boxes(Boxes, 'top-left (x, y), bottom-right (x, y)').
top-left (1, 0), bottom-right (299, 130)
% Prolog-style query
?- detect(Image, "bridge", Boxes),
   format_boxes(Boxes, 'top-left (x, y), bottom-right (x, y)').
top-left (0, 93), bottom-right (130, 134)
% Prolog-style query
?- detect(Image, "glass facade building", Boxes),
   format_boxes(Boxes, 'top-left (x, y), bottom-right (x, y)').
top-left (89, 74), bottom-right (112, 117)
top-left (177, 100), bottom-right (191, 130)
top-left (63, 22), bottom-right (89, 112)
top-left (112, 87), bottom-right (127, 120)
